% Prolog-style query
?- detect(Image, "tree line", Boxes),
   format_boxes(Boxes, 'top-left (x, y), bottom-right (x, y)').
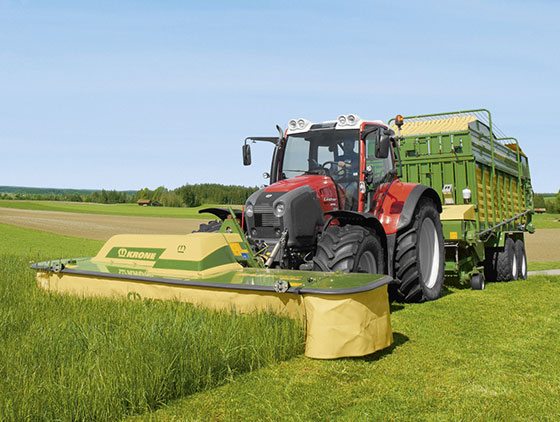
top-left (0, 183), bottom-right (258, 207)
top-left (135, 184), bottom-right (257, 207)
top-left (534, 191), bottom-right (560, 213)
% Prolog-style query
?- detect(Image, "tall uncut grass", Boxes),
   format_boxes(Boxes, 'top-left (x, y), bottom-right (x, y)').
top-left (0, 253), bottom-right (304, 421)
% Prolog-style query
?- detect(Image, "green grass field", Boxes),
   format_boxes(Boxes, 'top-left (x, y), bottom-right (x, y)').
top-left (0, 200), bottom-right (239, 219)
top-left (1, 219), bottom-right (560, 420)
top-left (528, 261), bottom-right (560, 271)
top-left (129, 276), bottom-right (560, 421)
top-left (0, 224), bottom-right (303, 421)
top-left (532, 212), bottom-right (560, 229)
top-left (0, 222), bottom-right (104, 258)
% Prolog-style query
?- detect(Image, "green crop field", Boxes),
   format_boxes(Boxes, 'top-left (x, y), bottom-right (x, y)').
top-left (0, 200), bottom-right (240, 219)
top-left (1, 222), bottom-right (559, 421)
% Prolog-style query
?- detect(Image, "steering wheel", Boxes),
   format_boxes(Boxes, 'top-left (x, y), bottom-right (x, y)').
top-left (320, 160), bottom-right (348, 177)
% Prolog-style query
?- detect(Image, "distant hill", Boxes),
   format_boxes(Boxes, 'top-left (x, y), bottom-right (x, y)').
top-left (0, 186), bottom-right (136, 195)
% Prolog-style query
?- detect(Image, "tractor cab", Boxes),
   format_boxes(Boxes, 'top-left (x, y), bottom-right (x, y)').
top-left (242, 114), bottom-right (397, 263)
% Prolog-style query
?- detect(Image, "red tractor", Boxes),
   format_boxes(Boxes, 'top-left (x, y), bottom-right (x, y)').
top-left (241, 114), bottom-right (445, 302)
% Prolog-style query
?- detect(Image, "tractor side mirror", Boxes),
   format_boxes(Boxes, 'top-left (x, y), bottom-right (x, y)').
top-left (375, 134), bottom-right (391, 159)
top-left (242, 144), bottom-right (252, 166)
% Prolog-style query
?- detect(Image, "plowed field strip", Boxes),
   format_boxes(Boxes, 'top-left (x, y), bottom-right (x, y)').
top-left (0, 208), bottom-right (203, 240)
top-left (524, 229), bottom-right (560, 262)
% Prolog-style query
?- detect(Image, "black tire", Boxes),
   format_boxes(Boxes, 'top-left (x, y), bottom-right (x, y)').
top-left (484, 247), bottom-right (499, 282)
top-left (515, 239), bottom-right (527, 280)
top-left (496, 237), bottom-right (518, 282)
top-left (471, 273), bottom-right (485, 290)
top-left (313, 225), bottom-right (385, 274)
top-left (194, 220), bottom-right (222, 233)
top-left (393, 198), bottom-right (445, 303)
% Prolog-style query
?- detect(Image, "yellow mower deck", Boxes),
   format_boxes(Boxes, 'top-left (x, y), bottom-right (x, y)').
top-left (32, 220), bottom-right (393, 359)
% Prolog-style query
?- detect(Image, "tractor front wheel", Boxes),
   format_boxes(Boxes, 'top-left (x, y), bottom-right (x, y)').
top-left (392, 198), bottom-right (445, 302)
top-left (313, 225), bottom-right (385, 274)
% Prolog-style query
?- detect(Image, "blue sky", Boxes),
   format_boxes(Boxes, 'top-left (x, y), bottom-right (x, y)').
top-left (1, 0), bottom-right (559, 192)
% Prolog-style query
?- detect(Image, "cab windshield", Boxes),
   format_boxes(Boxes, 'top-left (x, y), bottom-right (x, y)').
top-left (281, 129), bottom-right (360, 209)
top-left (282, 129), bottom-right (360, 181)
top-left (281, 128), bottom-right (395, 211)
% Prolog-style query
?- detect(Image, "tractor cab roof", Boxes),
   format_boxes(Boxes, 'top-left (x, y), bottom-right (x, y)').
top-left (286, 114), bottom-right (387, 136)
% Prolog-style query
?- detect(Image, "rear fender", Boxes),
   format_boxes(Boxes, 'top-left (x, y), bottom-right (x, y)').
top-left (371, 183), bottom-right (441, 277)
top-left (395, 185), bottom-right (442, 232)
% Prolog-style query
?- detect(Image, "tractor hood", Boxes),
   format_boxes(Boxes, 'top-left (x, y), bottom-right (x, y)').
top-left (265, 175), bottom-right (332, 193)
top-left (264, 175), bottom-right (341, 212)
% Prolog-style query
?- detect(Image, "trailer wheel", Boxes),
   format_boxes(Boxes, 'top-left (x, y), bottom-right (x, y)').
top-left (471, 273), bottom-right (485, 290)
top-left (313, 225), bottom-right (385, 274)
top-left (515, 239), bottom-right (527, 280)
top-left (194, 220), bottom-right (222, 233)
top-left (393, 198), bottom-right (445, 302)
top-left (496, 237), bottom-right (518, 282)
top-left (484, 248), bottom-right (499, 282)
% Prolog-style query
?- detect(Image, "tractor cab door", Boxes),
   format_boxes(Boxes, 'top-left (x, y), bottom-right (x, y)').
top-left (363, 129), bottom-right (396, 212)
top-left (332, 138), bottom-right (360, 211)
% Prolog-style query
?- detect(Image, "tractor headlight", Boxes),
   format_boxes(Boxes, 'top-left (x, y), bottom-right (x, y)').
top-left (274, 202), bottom-right (286, 218)
top-left (337, 114), bottom-right (361, 127)
top-left (246, 204), bottom-right (254, 218)
top-left (288, 118), bottom-right (311, 131)
top-left (338, 115), bottom-right (347, 126)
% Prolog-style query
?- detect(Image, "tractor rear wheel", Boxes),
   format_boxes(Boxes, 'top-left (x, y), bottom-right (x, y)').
top-left (194, 220), bottom-right (222, 233)
top-left (392, 198), bottom-right (445, 302)
top-left (313, 225), bottom-right (385, 274)
top-left (496, 237), bottom-right (518, 282)
top-left (514, 239), bottom-right (527, 280)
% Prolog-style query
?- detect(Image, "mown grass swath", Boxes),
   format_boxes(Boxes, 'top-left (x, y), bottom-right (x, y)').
top-left (0, 225), bottom-right (304, 421)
